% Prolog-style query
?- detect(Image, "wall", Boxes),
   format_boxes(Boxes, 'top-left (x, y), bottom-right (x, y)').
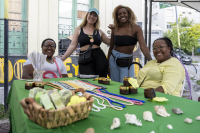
top-left (28, 0), bottom-right (58, 55)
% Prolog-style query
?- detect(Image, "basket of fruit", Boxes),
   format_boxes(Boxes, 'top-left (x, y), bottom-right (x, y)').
top-left (20, 88), bottom-right (94, 129)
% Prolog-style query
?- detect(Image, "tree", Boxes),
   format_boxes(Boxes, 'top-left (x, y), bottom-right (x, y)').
top-left (163, 15), bottom-right (200, 52)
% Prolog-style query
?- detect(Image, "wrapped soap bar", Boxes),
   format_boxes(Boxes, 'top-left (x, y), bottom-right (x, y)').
top-left (40, 94), bottom-right (55, 110)
top-left (50, 92), bottom-right (65, 109)
top-left (59, 90), bottom-right (72, 106)
top-left (29, 87), bottom-right (44, 98)
top-left (35, 92), bottom-right (44, 105)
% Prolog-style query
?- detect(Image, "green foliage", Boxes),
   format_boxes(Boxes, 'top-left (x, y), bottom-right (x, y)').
top-left (0, 104), bottom-right (10, 120)
top-left (163, 15), bottom-right (200, 52)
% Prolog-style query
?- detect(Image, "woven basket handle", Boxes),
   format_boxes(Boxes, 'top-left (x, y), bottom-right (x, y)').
top-left (25, 97), bottom-right (35, 105)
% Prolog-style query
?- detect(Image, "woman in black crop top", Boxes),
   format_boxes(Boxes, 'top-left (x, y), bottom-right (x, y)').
top-left (60, 8), bottom-right (110, 77)
top-left (108, 5), bottom-right (152, 83)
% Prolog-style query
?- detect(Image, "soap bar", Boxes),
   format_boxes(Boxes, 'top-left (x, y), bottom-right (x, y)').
top-left (29, 87), bottom-right (44, 98)
top-left (50, 92), bottom-right (65, 109)
top-left (59, 90), bottom-right (72, 106)
top-left (35, 92), bottom-right (44, 105)
top-left (40, 94), bottom-right (55, 110)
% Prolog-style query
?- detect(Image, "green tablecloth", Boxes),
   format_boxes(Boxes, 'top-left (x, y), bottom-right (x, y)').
top-left (7, 77), bottom-right (200, 133)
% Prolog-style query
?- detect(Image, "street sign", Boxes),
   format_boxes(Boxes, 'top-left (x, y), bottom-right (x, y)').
top-left (159, 2), bottom-right (174, 9)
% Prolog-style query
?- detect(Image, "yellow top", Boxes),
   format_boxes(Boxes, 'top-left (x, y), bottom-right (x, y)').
top-left (137, 57), bottom-right (185, 97)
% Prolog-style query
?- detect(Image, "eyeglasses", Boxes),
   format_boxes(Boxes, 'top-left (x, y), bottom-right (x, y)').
top-left (153, 46), bottom-right (168, 51)
top-left (43, 44), bottom-right (56, 49)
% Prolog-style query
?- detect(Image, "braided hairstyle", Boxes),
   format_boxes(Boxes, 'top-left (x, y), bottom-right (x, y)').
top-left (41, 38), bottom-right (56, 48)
top-left (153, 37), bottom-right (191, 99)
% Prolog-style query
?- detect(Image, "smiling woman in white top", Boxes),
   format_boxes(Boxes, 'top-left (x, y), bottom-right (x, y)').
top-left (22, 38), bottom-right (68, 79)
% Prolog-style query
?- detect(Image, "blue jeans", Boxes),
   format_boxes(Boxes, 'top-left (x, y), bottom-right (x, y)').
top-left (109, 49), bottom-right (134, 83)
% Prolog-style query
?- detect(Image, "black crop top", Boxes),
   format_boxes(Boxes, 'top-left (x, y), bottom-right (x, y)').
top-left (114, 35), bottom-right (138, 46)
top-left (78, 28), bottom-right (102, 47)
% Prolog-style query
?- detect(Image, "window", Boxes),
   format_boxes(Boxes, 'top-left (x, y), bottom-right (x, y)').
top-left (188, 12), bottom-right (192, 15)
top-left (167, 9), bottom-right (173, 17)
top-left (77, 0), bottom-right (90, 25)
top-left (0, 0), bottom-right (28, 55)
top-left (58, 0), bottom-right (94, 39)
top-left (182, 12), bottom-right (185, 14)
top-left (167, 22), bottom-right (171, 29)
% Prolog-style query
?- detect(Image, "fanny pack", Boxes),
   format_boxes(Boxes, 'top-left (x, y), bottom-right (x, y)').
top-left (43, 57), bottom-right (63, 79)
top-left (111, 52), bottom-right (133, 67)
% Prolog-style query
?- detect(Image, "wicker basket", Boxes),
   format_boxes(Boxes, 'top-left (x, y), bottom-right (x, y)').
top-left (20, 88), bottom-right (94, 129)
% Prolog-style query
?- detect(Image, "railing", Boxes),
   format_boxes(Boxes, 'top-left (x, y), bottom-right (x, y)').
top-left (58, 25), bottom-right (76, 40)
top-left (0, 19), bottom-right (28, 56)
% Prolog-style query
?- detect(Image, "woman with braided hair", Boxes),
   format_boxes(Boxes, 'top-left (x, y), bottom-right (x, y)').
top-left (137, 37), bottom-right (189, 97)
top-left (108, 5), bottom-right (152, 83)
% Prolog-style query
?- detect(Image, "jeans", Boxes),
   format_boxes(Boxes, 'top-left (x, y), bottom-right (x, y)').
top-left (109, 49), bottom-right (134, 83)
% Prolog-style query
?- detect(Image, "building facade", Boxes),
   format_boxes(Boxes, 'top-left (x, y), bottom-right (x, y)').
top-left (151, 2), bottom-right (200, 32)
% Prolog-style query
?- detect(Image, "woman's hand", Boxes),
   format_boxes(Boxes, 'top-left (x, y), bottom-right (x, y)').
top-left (108, 67), bottom-right (111, 78)
top-left (108, 24), bottom-right (114, 29)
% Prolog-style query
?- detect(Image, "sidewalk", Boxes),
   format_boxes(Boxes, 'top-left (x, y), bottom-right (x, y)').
top-left (192, 63), bottom-right (200, 66)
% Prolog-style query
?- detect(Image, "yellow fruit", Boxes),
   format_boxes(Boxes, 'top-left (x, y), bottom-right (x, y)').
top-left (70, 95), bottom-right (79, 102)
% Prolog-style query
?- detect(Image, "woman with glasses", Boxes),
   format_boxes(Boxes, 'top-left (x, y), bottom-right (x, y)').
top-left (22, 38), bottom-right (68, 79)
top-left (60, 8), bottom-right (110, 77)
top-left (137, 37), bottom-right (186, 97)
top-left (108, 5), bottom-right (152, 83)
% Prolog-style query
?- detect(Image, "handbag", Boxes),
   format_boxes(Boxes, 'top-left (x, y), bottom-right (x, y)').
top-left (111, 52), bottom-right (133, 67)
top-left (43, 57), bottom-right (63, 78)
top-left (78, 30), bottom-right (96, 64)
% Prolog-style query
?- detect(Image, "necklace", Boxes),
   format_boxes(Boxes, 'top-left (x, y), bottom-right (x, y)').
top-left (46, 57), bottom-right (54, 64)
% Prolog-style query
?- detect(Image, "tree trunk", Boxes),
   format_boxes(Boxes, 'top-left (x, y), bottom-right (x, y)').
top-left (192, 47), bottom-right (194, 61)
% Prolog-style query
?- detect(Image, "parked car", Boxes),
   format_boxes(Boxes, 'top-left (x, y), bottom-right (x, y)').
top-left (174, 49), bottom-right (192, 65)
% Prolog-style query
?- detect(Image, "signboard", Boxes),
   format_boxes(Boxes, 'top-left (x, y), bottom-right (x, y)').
top-left (159, 2), bottom-right (174, 9)
top-left (0, 56), bottom-right (79, 87)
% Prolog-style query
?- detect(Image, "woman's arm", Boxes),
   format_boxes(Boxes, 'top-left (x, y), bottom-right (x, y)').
top-left (22, 64), bottom-right (34, 79)
top-left (99, 29), bottom-right (110, 46)
top-left (155, 86), bottom-right (165, 93)
top-left (61, 27), bottom-right (80, 61)
top-left (107, 29), bottom-right (115, 62)
top-left (136, 25), bottom-right (152, 61)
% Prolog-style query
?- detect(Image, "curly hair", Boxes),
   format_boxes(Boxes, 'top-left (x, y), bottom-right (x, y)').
top-left (112, 5), bottom-right (137, 32)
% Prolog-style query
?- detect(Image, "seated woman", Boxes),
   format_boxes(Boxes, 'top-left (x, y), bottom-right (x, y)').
top-left (137, 37), bottom-right (185, 97)
top-left (22, 38), bottom-right (68, 79)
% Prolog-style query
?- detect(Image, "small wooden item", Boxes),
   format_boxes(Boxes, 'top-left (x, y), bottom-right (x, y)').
top-left (129, 86), bottom-right (137, 94)
top-left (144, 88), bottom-right (156, 99)
top-left (25, 82), bottom-right (35, 90)
top-left (120, 86), bottom-right (129, 95)
top-left (123, 77), bottom-right (131, 86)
top-left (98, 77), bottom-right (105, 84)
top-left (34, 82), bottom-right (44, 89)
top-left (102, 78), bottom-right (111, 85)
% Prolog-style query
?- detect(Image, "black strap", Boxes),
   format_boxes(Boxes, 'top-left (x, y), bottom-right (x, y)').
top-left (79, 30), bottom-right (96, 55)
top-left (89, 30), bottom-right (96, 48)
